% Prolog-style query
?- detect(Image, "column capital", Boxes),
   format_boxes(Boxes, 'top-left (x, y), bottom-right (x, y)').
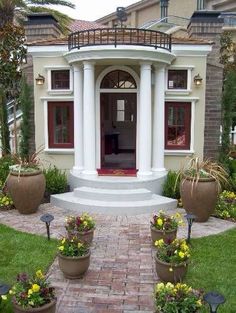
top-left (83, 61), bottom-right (96, 70)
top-left (139, 62), bottom-right (152, 69)
top-left (153, 63), bottom-right (166, 71)
top-left (73, 63), bottom-right (83, 72)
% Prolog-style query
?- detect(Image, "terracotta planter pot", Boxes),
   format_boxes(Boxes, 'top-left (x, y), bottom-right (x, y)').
top-left (180, 177), bottom-right (219, 222)
top-left (68, 228), bottom-right (95, 245)
top-left (154, 255), bottom-right (188, 283)
top-left (150, 226), bottom-right (177, 245)
top-left (58, 251), bottom-right (91, 279)
top-left (7, 170), bottom-right (45, 214)
top-left (12, 299), bottom-right (56, 313)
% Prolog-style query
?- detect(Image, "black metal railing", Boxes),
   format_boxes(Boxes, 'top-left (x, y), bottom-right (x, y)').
top-left (68, 28), bottom-right (171, 51)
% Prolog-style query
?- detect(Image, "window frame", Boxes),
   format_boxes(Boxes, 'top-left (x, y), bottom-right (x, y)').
top-left (165, 101), bottom-right (191, 150)
top-left (166, 67), bottom-right (193, 93)
top-left (48, 101), bottom-right (74, 149)
top-left (46, 67), bottom-right (73, 94)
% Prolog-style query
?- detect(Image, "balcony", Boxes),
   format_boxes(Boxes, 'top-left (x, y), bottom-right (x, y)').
top-left (68, 28), bottom-right (172, 52)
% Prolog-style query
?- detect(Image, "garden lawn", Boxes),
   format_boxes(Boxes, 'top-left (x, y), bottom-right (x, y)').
top-left (186, 227), bottom-right (236, 313)
top-left (0, 224), bottom-right (58, 313)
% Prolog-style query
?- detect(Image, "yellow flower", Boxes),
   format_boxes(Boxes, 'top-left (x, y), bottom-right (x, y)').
top-left (197, 299), bottom-right (202, 307)
top-left (36, 270), bottom-right (44, 279)
top-left (1, 295), bottom-right (7, 300)
top-left (32, 284), bottom-right (40, 293)
top-left (179, 251), bottom-right (185, 258)
top-left (58, 245), bottom-right (64, 251)
top-left (28, 289), bottom-right (33, 296)
top-left (61, 238), bottom-right (66, 244)
top-left (155, 283), bottom-right (165, 291)
top-left (175, 212), bottom-right (181, 219)
top-left (77, 242), bottom-right (83, 249)
top-left (9, 289), bottom-right (14, 295)
top-left (157, 218), bottom-right (163, 227)
top-left (166, 282), bottom-right (174, 289)
top-left (155, 239), bottom-right (164, 247)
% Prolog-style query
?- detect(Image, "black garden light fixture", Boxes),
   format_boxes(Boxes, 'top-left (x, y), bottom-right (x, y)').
top-left (0, 282), bottom-right (10, 303)
top-left (185, 213), bottom-right (196, 243)
top-left (203, 291), bottom-right (225, 313)
top-left (40, 213), bottom-right (54, 240)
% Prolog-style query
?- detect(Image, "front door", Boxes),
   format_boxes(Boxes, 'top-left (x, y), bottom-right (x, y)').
top-left (100, 93), bottom-right (137, 169)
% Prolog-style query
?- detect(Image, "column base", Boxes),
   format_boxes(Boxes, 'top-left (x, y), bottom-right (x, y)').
top-left (72, 166), bottom-right (84, 175)
top-left (82, 169), bottom-right (98, 176)
top-left (152, 167), bottom-right (166, 174)
top-left (137, 170), bottom-right (153, 177)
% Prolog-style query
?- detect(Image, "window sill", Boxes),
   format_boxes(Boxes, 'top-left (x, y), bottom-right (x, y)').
top-left (44, 148), bottom-right (74, 154)
top-left (164, 150), bottom-right (194, 156)
top-left (47, 90), bottom-right (73, 95)
top-left (165, 90), bottom-right (192, 96)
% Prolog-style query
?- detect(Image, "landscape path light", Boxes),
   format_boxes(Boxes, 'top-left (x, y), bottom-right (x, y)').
top-left (185, 213), bottom-right (196, 243)
top-left (40, 213), bottom-right (54, 240)
top-left (204, 291), bottom-right (225, 313)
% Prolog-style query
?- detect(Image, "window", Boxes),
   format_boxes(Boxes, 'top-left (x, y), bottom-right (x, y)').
top-left (51, 70), bottom-right (70, 90)
top-left (165, 102), bottom-right (191, 150)
top-left (101, 70), bottom-right (137, 89)
top-left (48, 102), bottom-right (74, 148)
top-left (168, 70), bottom-right (188, 89)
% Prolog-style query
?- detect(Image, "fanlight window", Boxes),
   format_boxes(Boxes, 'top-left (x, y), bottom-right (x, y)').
top-left (101, 70), bottom-right (137, 89)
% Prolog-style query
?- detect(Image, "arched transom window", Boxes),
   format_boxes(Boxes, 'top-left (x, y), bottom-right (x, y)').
top-left (100, 70), bottom-right (137, 89)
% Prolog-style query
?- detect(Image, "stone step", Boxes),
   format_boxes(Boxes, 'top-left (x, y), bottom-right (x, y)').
top-left (51, 192), bottom-right (177, 215)
top-left (73, 186), bottom-right (152, 201)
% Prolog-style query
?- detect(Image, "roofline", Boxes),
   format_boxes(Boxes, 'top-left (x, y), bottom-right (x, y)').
top-left (96, 0), bottom-right (159, 23)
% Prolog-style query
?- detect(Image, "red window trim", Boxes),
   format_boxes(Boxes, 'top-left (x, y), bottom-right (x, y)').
top-left (48, 101), bottom-right (74, 148)
top-left (165, 102), bottom-right (191, 150)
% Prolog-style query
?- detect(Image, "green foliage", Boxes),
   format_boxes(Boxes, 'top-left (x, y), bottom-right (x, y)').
top-left (19, 76), bottom-right (32, 159)
top-left (58, 236), bottom-right (89, 257)
top-left (162, 170), bottom-right (180, 199)
top-left (219, 70), bottom-right (236, 162)
top-left (65, 213), bottom-right (96, 233)
top-left (43, 166), bottom-right (67, 194)
top-left (0, 193), bottom-right (13, 209)
top-left (0, 89), bottom-right (10, 155)
top-left (0, 155), bottom-right (16, 184)
top-left (215, 190), bottom-right (236, 220)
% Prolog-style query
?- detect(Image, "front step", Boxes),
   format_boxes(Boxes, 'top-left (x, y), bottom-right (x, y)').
top-left (74, 187), bottom-right (152, 201)
top-left (51, 192), bottom-right (177, 215)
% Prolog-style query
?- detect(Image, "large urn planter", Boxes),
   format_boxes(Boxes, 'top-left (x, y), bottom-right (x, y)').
top-left (12, 300), bottom-right (56, 313)
top-left (58, 251), bottom-right (91, 279)
top-left (154, 255), bottom-right (188, 283)
top-left (7, 170), bottom-right (46, 214)
top-left (180, 177), bottom-right (219, 222)
top-left (150, 227), bottom-right (177, 245)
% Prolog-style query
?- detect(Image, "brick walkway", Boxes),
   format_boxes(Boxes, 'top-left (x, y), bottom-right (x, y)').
top-left (0, 204), bottom-right (235, 313)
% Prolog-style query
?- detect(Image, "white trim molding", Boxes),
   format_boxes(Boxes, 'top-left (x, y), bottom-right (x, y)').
top-left (45, 66), bottom-right (73, 94)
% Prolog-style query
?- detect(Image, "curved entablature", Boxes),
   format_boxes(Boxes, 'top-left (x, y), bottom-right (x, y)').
top-left (68, 28), bottom-right (172, 52)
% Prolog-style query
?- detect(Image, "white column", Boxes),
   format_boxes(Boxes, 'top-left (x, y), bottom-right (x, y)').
top-left (138, 62), bottom-right (152, 176)
top-left (82, 61), bottom-right (97, 175)
top-left (152, 65), bottom-right (166, 172)
top-left (73, 64), bottom-right (83, 174)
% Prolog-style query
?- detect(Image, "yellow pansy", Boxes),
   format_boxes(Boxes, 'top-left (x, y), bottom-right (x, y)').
top-left (1, 295), bottom-right (7, 300)
top-left (78, 242), bottom-right (83, 249)
top-left (155, 239), bottom-right (164, 247)
top-left (83, 221), bottom-right (88, 226)
top-left (61, 238), bottom-right (66, 244)
top-left (58, 245), bottom-right (64, 251)
top-left (197, 299), bottom-right (202, 307)
top-left (157, 218), bottom-right (163, 227)
top-left (32, 284), bottom-right (40, 293)
top-left (36, 270), bottom-right (44, 279)
top-left (28, 289), bottom-right (33, 296)
top-left (179, 251), bottom-right (185, 258)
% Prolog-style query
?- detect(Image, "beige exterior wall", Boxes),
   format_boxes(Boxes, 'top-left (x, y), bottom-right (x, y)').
top-left (206, 0), bottom-right (236, 11)
top-left (32, 44), bottom-right (208, 173)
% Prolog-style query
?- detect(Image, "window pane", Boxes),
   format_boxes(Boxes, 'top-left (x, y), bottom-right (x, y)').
top-left (51, 70), bottom-right (70, 89)
top-left (117, 111), bottom-right (125, 122)
top-left (117, 100), bottom-right (125, 111)
top-left (168, 70), bottom-right (187, 89)
top-left (53, 106), bottom-right (70, 143)
top-left (101, 70), bottom-right (137, 89)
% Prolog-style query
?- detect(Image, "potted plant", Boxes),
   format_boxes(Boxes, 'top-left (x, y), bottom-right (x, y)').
top-left (6, 154), bottom-right (45, 214)
top-left (65, 213), bottom-right (96, 244)
top-left (178, 157), bottom-right (228, 222)
top-left (58, 236), bottom-right (90, 279)
top-left (154, 238), bottom-right (190, 283)
top-left (150, 211), bottom-right (182, 244)
top-left (10, 270), bottom-right (56, 313)
top-left (154, 282), bottom-right (203, 313)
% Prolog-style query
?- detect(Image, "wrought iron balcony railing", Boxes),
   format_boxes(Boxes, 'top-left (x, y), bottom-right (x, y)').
top-left (68, 28), bottom-right (171, 51)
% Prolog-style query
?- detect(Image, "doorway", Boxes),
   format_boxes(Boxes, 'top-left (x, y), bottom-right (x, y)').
top-left (100, 93), bottom-right (137, 170)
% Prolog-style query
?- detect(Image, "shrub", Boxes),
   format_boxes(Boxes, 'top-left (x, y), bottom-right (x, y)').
top-left (0, 155), bottom-right (16, 185)
top-left (162, 170), bottom-right (180, 199)
top-left (43, 166), bottom-right (68, 194)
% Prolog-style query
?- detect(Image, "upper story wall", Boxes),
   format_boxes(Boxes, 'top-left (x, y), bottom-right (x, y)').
top-left (206, 0), bottom-right (236, 11)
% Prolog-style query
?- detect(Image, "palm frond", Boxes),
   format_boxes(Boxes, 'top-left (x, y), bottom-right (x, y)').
top-left (28, 0), bottom-right (75, 9)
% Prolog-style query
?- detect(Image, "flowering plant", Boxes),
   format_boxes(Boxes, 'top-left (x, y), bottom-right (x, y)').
top-left (10, 270), bottom-right (55, 308)
top-left (155, 238), bottom-right (190, 265)
top-left (150, 211), bottom-right (182, 231)
top-left (0, 193), bottom-right (13, 210)
top-left (58, 236), bottom-right (89, 257)
top-left (65, 213), bottom-right (95, 233)
top-left (154, 282), bottom-right (203, 313)
top-left (215, 190), bottom-right (236, 220)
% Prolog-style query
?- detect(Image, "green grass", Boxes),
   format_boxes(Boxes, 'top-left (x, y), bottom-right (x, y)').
top-left (186, 227), bottom-right (236, 313)
top-left (0, 224), bottom-right (58, 312)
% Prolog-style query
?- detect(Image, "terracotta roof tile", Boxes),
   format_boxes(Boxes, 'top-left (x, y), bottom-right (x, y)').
top-left (69, 20), bottom-right (106, 32)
